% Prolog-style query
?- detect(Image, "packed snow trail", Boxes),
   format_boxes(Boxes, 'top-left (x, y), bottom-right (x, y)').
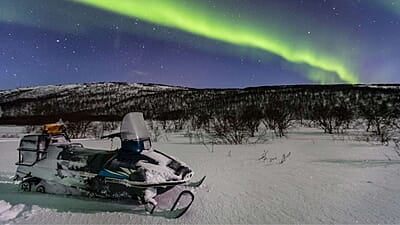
top-left (1, 129), bottom-right (400, 224)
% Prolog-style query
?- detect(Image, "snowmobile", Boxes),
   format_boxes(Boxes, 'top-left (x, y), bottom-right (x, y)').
top-left (14, 112), bottom-right (205, 218)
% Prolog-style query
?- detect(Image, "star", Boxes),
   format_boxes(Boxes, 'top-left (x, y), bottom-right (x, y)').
top-left (0, 0), bottom-right (399, 90)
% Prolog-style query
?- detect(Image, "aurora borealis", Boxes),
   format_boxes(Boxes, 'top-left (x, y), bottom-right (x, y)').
top-left (0, 0), bottom-right (399, 89)
top-left (73, 0), bottom-right (359, 84)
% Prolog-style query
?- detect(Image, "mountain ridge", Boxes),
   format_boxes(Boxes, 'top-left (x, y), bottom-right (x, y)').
top-left (1, 82), bottom-right (399, 125)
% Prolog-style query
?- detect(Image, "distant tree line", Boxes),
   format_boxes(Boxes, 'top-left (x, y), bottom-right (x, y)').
top-left (1, 83), bottom-right (400, 144)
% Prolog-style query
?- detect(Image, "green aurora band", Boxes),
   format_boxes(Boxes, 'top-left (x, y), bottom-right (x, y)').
top-left (373, 0), bottom-right (400, 16)
top-left (73, 0), bottom-right (360, 84)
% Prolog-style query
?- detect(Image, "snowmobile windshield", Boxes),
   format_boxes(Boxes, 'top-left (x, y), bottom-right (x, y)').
top-left (120, 112), bottom-right (151, 141)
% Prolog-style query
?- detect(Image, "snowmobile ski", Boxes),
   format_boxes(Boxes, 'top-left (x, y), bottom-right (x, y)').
top-left (143, 190), bottom-right (195, 219)
top-left (182, 176), bottom-right (206, 188)
top-left (102, 176), bottom-right (205, 189)
top-left (102, 177), bottom-right (187, 188)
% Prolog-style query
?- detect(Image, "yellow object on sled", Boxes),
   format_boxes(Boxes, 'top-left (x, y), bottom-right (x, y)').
top-left (43, 123), bottom-right (65, 135)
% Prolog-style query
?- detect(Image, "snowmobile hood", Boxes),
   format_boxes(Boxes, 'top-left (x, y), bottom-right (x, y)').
top-left (120, 112), bottom-right (151, 141)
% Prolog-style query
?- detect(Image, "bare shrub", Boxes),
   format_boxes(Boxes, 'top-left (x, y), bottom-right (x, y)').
top-left (209, 111), bottom-right (250, 144)
top-left (262, 96), bottom-right (294, 137)
top-left (258, 150), bottom-right (269, 163)
top-left (359, 99), bottom-right (399, 143)
top-left (258, 150), bottom-right (290, 165)
top-left (279, 152), bottom-right (291, 164)
top-left (241, 106), bottom-right (263, 137)
top-left (66, 121), bottom-right (93, 139)
top-left (394, 139), bottom-right (400, 157)
top-left (24, 125), bottom-right (40, 134)
top-left (310, 97), bottom-right (353, 134)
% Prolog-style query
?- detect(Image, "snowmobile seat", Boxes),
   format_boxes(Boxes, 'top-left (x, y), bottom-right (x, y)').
top-left (85, 151), bottom-right (116, 173)
top-left (58, 145), bottom-right (116, 173)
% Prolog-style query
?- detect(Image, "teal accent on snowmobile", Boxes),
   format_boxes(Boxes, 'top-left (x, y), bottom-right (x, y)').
top-left (98, 169), bottom-right (129, 179)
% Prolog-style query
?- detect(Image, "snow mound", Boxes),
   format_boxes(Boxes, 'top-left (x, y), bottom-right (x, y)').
top-left (0, 200), bottom-right (25, 223)
top-left (0, 201), bottom-right (48, 224)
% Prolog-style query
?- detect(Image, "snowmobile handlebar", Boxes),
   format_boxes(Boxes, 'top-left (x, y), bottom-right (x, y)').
top-left (100, 132), bottom-right (121, 139)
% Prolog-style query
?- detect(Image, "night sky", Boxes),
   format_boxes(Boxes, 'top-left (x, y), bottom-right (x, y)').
top-left (1, 0), bottom-right (399, 90)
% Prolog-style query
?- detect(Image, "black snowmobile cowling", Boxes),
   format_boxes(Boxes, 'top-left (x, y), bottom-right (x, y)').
top-left (15, 112), bottom-right (204, 218)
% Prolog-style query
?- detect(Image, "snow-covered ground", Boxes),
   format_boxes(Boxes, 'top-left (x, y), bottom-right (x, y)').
top-left (0, 126), bottom-right (25, 138)
top-left (1, 128), bottom-right (400, 224)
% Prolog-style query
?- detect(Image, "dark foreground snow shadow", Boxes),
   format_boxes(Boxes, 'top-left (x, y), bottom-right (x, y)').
top-left (315, 159), bottom-right (400, 168)
top-left (0, 182), bottom-right (135, 214)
